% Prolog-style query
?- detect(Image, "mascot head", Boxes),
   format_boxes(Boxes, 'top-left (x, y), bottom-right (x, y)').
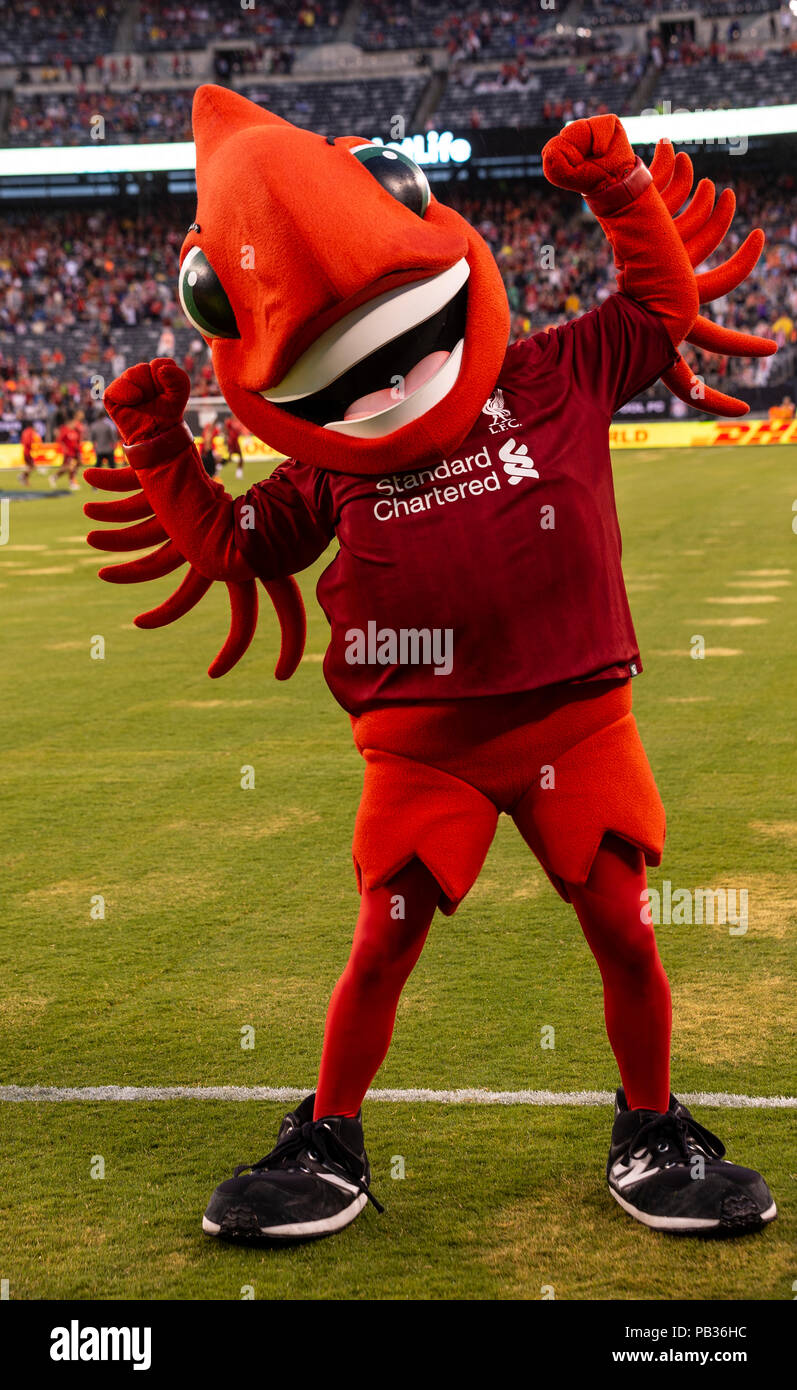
top-left (177, 85), bottom-right (510, 477)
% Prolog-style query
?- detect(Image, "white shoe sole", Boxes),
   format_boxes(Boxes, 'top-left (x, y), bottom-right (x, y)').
top-left (610, 1184), bottom-right (777, 1233)
top-left (202, 1190), bottom-right (368, 1241)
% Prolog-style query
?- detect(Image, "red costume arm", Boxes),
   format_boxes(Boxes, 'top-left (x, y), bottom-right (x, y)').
top-left (120, 422), bottom-right (253, 583)
top-left (84, 359), bottom-right (307, 679)
top-left (542, 115), bottom-right (776, 417)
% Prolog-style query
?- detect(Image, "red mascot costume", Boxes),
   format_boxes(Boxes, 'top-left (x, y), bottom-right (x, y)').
top-left (86, 86), bottom-right (777, 1241)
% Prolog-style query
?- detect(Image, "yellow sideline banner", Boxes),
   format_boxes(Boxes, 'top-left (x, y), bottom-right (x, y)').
top-left (609, 419), bottom-right (797, 448)
top-left (2, 420), bottom-right (795, 468)
top-left (0, 434), bottom-right (285, 469)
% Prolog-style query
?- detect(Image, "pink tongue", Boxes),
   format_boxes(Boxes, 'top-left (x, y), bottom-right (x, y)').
top-left (343, 350), bottom-right (449, 421)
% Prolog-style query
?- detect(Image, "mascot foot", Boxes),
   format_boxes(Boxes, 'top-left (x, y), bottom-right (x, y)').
top-left (202, 1094), bottom-right (383, 1244)
top-left (607, 1088), bottom-right (776, 1237)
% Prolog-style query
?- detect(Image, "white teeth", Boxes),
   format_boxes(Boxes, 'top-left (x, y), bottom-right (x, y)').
top-left (324, 339), bottom-right (464, 438)
top-left (261, 258), bottom-right (469, 404)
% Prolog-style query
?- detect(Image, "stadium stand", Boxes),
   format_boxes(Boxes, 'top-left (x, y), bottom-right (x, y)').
top-left (6, 73), bottom-right (428, 145)
top-left (8, 89), bottom-right (195, 146)
top-left (135, 1), bottom-right (345, 53)
top-left (6, 19), bottom-right (796, 147)
top-left (237, 74), bottom-right (427, 134)
top-left (435, 53), bottom-right (645, 131)
top-left (7, 38), bottom-right (797, 145)
top-left (651, 44), bottom-right (797, 110)
top-left (354, 2), bottom-right (574, 57)
top-left (0, 0), bottom-right (124, 67)
top-left (2, 164), bottom-right (795, 441)
top-left (581, 0), bottom-right (779, 21)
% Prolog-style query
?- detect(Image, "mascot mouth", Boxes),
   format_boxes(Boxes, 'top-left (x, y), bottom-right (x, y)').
top-left (261, 259), bottom-right (469, 437)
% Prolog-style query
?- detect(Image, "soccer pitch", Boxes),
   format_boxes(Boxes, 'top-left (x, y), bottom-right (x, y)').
top-left (1, 444), bottom-right (794, 1301)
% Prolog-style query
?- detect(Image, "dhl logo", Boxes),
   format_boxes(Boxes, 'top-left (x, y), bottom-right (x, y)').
top-left (609, 419), bottom-right (797, 448)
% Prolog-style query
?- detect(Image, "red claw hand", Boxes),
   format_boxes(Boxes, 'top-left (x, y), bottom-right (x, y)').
top-left (103, 357), bottom-right (191, 446)
top-left (89, 357), bottom-right (307, 680)
top-left (544, 117), bottom-right (777, 418)
top-left (542, 114), bottom-right (636, 196)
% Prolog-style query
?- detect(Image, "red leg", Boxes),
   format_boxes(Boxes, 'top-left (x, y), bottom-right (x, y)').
top-left (566, 833), bottom-right (672, 1113)
top-left (314, 858), bottom-right (441, 1119)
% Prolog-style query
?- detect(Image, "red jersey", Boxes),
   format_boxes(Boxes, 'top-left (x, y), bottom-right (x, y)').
top-left (57, 423), bottom-right (82, 458)
top-left (235, 293), bottom-right (676, 714)
top-left (226, 417), bottom-right (244, 449)
top-left (21, 426), bottom-right (40, 458)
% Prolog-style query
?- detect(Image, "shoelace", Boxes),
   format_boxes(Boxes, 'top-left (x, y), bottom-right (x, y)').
top-left (630, 1110), bottom-right (726, 1165)
top-left (235, 1119), bottom-right (385, 1213)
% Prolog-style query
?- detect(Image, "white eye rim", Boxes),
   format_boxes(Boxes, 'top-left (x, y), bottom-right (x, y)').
top-left (178, 244), bottom-right (206, 332)
top-left (177, 243), bottom-right (238, 339)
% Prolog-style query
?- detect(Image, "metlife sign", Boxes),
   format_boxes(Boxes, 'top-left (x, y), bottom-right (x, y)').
top-left (368, 130), bottom-right (473, 167)
top-left (0, 129), bottom-right (473, 178)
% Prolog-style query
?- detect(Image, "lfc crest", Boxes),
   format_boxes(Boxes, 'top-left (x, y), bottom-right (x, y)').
top-left (482, 387), bottom-right (520, 433)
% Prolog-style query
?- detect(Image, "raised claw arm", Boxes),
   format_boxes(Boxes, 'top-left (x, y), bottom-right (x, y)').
top-left (542, 118), bottom-right (778, 417)
top-left (85, 359), bottom-right (306, 679)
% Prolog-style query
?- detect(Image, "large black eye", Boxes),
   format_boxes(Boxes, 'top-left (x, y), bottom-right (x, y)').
top-left (178, 246), bottom-right (239, 339)
top-left (349, 144), bottom-right (430, 218)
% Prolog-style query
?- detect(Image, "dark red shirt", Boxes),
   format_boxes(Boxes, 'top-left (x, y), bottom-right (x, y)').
top-left (57, 424), bottom-right (82, 457)
top-left (21, 426), bottom-right (40, 457)
top-left (235, 293), bottom-right (676, 714)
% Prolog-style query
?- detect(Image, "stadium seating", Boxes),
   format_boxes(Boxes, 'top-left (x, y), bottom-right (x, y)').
top-left (3, 163), bottom-right (795, 441)
top-left (7, 75), bottom-right (428, 146)
top-left (354, 1), bottom-right (573, 57)
top-left (8, 40), bottom-right (796, 148)
top-left (135, 1), bottom-right (345, 53)
top-left (651, 46), bottom-right (797, 110)
top-left (0, 0), bottom-right (124, 67)
top-left (238, 74), bottom-right (427, 136)
top-left (434, 55), bottom-right (644, 130)
top-left (8, 89), bottom-right (195, 146)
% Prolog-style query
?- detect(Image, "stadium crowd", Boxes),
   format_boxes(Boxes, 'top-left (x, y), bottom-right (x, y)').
top-left (441, 50), bottom-right (646, 130)
top-left (134, 0), bottom-right (343, 52)
top-left (355, 2), bottom-right (570, 57)
top-left (452, 174), bottom-right (797, 393)
top-left (7, 27), bottom-right (796, 145)
top-left (8, 88), bottom-right (196, 146)
top-left (0, 0), bottom-right (123, 67)
top-left (2, 169), bottom-right (795, 444)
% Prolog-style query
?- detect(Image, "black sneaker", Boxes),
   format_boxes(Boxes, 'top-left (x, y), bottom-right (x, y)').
top-left (202, 1094), bottom-right (383, 1243)
top-left (607, 1088), bottom-right (776, 1236)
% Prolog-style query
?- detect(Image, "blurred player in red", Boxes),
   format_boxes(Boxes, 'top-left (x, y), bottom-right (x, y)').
top-left (19, 419), bottom-right (42, 486)
top-left (225, 414), bottom-right (245, 479)
top-left (51, 410), bottom-right (85, 491)
top-left (200, 414), bottom-right (220, 477)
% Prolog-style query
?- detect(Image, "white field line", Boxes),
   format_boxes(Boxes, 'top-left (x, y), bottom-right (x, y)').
top-left (0, 1086), bottom-right (794, 1108)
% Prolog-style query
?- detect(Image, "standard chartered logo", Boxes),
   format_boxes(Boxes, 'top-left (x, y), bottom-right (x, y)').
top-left (498, 438), bottom-right (539, 484)
top-left (372, 440), bottom-right (540, 520)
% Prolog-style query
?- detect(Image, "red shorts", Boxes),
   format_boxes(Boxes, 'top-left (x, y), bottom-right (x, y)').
top-left (351, 680), bottom-right (665, 913)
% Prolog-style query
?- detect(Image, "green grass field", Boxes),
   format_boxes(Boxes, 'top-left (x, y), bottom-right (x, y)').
top-left (1, 444), bottom-right (795, 1300)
